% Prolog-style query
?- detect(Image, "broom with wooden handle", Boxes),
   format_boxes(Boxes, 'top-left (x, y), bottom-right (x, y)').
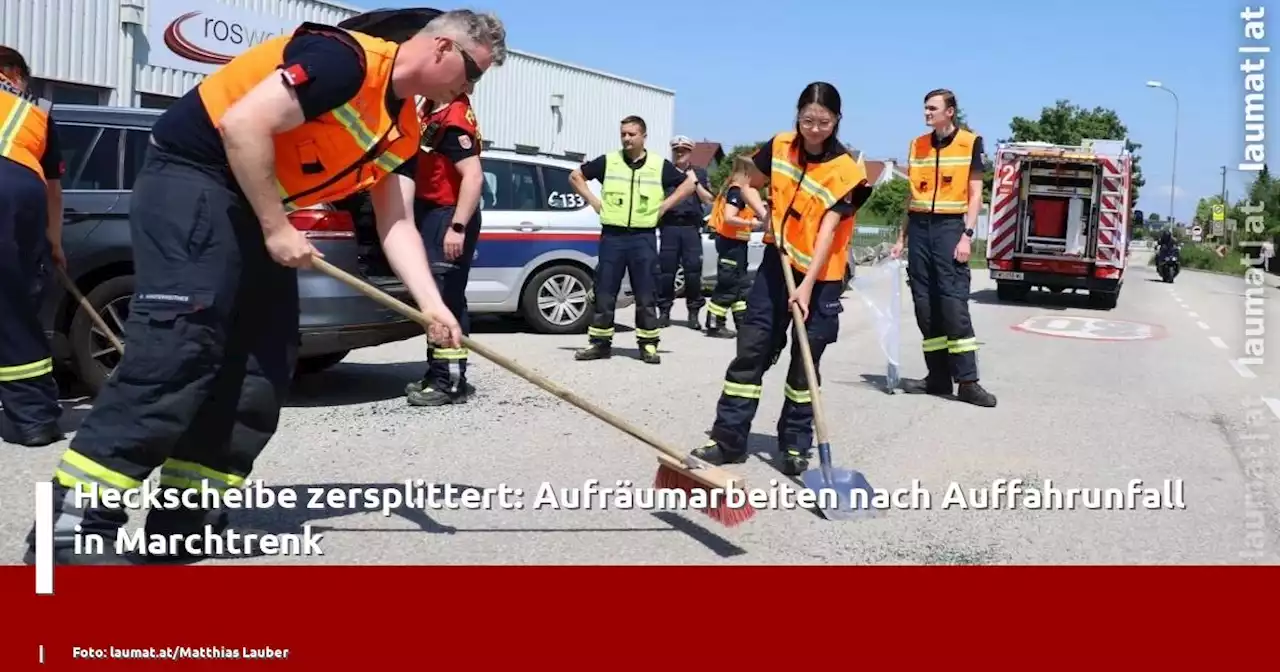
top-left (310, 257), bottom-right (757, 527)
top-left (56, 266), bottom-right (125, 355)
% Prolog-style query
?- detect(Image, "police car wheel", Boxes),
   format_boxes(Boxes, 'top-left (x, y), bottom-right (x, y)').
top-left (69, 274), bottom-right (133, 397)
top-left (521, 264), bottom-right (593, 335)
top-left (673, 267), bottom-right (685, 298)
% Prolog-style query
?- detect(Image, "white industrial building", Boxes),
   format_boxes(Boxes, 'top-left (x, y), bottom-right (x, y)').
top-left (0, 0), bottom-right (675, 160)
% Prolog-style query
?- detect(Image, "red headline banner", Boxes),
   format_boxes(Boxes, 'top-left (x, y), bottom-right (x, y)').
top-left (3, 566), bottom-right (1275, 668)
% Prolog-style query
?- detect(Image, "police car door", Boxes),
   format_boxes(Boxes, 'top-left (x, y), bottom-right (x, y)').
top-left (468, 155), bottom-right (552, 307)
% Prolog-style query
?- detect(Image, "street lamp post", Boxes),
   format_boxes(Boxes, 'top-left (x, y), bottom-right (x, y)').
top-left (1146, 81), bottom-right (1179, 228)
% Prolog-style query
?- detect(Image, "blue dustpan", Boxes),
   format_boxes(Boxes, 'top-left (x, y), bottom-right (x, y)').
top-left (801, 442), bottom-right (877, 521)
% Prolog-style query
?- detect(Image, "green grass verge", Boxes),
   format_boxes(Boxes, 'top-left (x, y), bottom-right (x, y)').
top-left (1149, 243), bottom-right (1247, 275)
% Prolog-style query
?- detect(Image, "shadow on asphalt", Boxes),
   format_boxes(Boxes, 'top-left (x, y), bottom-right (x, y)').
top-left (286, 361), bottom-right (423, 407)
top-left (236, 482), bottom-right (747, 558)
top-left (52, 395), bottom-right (95, 435)
top-left (969, 288), bottom-right (1107, 311)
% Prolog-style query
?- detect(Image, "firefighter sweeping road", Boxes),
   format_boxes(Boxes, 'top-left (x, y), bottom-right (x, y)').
top-left (2, 253), bottom-right (1277, 564)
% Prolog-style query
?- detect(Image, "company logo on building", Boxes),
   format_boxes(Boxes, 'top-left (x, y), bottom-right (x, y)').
top-left (161, 10), bottom-right (289, 66)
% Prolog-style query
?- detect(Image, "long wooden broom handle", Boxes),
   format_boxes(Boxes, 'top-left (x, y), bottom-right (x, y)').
top-left (310, 256), bottom-right (690, 463)
top-left (56, 266), bottom-right (125, 355)
top-left (775, 246), bottom-right (831, 446)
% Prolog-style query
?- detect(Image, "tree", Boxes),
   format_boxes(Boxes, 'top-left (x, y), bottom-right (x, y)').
top-left (1230, 164), bottom-right (1280, 241)
top-left (1004, 100), bottom-right (1146, 208)
top-left (1146, 211), bottom-right (1162, 223)
top-left (861, 176), bottom-right (910, 226)
top-left (1194, 195), bottom-right (1225, 224)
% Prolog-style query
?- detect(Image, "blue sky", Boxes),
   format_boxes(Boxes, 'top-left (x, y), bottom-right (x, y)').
top-left (386, 0), bottom-right (1267, 223)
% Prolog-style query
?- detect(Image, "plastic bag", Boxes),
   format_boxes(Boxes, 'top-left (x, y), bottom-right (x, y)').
top-left (849, 258), bottom-right (904, 391)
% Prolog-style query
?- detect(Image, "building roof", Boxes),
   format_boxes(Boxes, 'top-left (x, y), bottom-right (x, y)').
top-left (865, 160), bottom-right (886, 185)
top-left (689, 141), bottom-right (724, 169)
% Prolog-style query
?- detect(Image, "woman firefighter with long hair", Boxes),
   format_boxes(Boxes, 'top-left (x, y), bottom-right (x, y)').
top-left (703, 156), bottom-right (761, 338)
top-left (689, 81), bottom-right (873, 475)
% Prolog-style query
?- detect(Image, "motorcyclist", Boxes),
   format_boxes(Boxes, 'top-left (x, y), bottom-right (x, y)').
top-left (1157, 229), bottom-right (1177, 257)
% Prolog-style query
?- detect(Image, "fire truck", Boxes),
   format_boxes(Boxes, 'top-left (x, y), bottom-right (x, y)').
top-left (985, 139), bottom-right (1134, 310)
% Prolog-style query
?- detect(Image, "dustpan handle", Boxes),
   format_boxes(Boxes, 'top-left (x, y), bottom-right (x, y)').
top-left (775, 245), bottom-right (831, 447)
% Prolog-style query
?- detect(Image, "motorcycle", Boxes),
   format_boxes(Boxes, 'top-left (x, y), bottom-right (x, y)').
top-left (1156, 245), bottom-right (1180, 283)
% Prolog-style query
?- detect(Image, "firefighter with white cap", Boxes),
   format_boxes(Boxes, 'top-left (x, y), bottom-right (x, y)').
top-left (655, 135), bottom-right (713, 329)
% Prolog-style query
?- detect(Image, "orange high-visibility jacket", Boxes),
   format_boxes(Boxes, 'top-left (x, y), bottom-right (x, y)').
top-left (0, 76), bottom-right (51, 182)
top-left (197, 23), bottom-right (420, 209)
top-left (764, 131), bottom-right (866, 282)
top-left (709, 187), bottom-right (756, 241)
top-left (907, 128), bottom-right (976, 215)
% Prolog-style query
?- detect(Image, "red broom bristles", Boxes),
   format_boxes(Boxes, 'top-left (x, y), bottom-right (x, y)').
top-left (653, 463), bottom-right (757, 527)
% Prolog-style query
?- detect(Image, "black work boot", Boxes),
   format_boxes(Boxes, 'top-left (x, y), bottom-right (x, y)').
top-left (1, 423), bottom-right (64, 447)
top-left (407, 382), bottom-right (476, 407)
top-left (704, 315), bottom-right (736, 339)
top-left (575, 343), bottom-right (612, 361)
top-left (657, 308), bottom-right (671, 328)
top-left (956, 381), bottom-right (997, 408)
top-left (780, 448), bottom-right (810, 476)
top-left (686, 305), bottom-right (703, 330)
top-left (640, 343), bottom-right (661, 364)
top-left (901, 377), bottom-right (953, 396)
top-left (689, 440), bottom-right (747, 465)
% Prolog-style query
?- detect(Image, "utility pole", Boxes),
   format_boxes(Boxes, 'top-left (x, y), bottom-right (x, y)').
top-left (1222, 166), bottom-right (1230, 246)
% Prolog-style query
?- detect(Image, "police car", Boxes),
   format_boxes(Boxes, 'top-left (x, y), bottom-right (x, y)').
top-left (468, 147), bottom-right (636, 333)
top-left (348, 147), bottom-right (633, 334)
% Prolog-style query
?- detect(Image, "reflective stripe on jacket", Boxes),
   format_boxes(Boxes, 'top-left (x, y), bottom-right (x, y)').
top-left (0, 78), bottom-right (50, 182)
top-left (907, 128), bottom-right (975, 215)
top-left (196, 22), bottom-right (420, 210)
top-left (766, 131), bottom-right (866, 282)
top-left (599, 151), bottom-right (664, 228)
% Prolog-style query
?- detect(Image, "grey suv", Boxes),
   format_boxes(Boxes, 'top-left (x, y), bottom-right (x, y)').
top-left (40, 104), bottom-right (421, 395)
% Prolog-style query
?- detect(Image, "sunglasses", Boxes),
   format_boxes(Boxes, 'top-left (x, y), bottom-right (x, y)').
top-left (447, 39), bottom-right (484, 84)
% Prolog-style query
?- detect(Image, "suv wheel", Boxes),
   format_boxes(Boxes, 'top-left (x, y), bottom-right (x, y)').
top-left (70, 274), bottom-right (133, 397)
top-left (521, 264), bottom-right (593, 334)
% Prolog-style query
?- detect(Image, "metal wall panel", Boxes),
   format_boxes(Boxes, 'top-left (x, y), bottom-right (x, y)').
top-left (132, 0), bottom-right (359, 99)
top-left (2, 0), bottom-right (677, 152)
top-left (469, 51), bottom-right (676, 161)
top-left (1, 0), bottom-right (122, 92)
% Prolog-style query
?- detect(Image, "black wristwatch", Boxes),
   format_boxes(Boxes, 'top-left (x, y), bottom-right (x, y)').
top-left (450, 221), bottom-right (467, 233)
top-left (963, 228), bottom-right (975, 238)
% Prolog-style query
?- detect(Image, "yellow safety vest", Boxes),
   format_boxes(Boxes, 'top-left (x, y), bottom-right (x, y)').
top-left (599, 151), bottom-right (664, 228)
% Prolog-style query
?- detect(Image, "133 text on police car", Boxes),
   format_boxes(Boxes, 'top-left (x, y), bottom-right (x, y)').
top-left (1239, 7), bottom-right (1267, 171)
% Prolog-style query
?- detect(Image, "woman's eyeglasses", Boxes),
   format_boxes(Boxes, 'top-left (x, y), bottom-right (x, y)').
top-left (797, 117), bottom-right (835, 131)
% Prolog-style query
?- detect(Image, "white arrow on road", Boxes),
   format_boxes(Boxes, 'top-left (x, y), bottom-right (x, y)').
top-left (1264, 397), bottom-right (1280, 422)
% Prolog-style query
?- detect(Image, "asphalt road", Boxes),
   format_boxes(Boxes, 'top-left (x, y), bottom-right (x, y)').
top-left (3, 252), bottom-right (1278, 565)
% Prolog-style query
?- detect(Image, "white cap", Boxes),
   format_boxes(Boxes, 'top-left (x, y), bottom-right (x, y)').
top-left (670, 135), bottom-right (695, 150)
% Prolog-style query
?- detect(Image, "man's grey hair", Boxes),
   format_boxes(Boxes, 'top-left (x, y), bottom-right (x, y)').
top-left (421, 10), bottom-right (508, 66)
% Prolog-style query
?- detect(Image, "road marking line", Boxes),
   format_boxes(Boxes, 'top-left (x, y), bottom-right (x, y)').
top-left (1209, 336), bottom-right (1228, 349)
top-left (1231, 359), bottom-right (1259, 379)
top-left (1188, 312), bottom-right (1199, 318)
top-left (1264, 397), bottom-right (1280, 422)
top-left (1197, 321), bottom-right (1211, 330)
